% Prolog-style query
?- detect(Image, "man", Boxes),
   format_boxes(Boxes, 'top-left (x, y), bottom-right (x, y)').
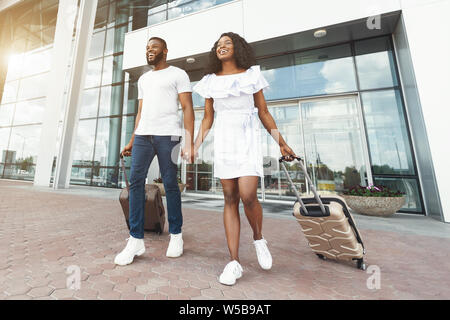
top-left (114, 37), bottom-right (195, 266)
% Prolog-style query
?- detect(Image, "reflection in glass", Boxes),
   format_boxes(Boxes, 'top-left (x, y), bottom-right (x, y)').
top-left (148, 10), bottom-right (167, 26)
top-left (301, 97), bottom-right (367, 194)
top-left (260, 104), bottom-right (304, 199)
top-left (374, 177), bottom-right (422, 213)
top-left (5, 55), bottom-right (23, 82)
top-left (124, 80), bottom-right (139, 115)
top-left (92, 167), bottom-right (120, 188)
top-left (89, 31), bottom-right (106, 59)
top-left (0, 104), bottom-right (15, 127)
top-left (355, 37), bottom-right (398, 90)
top-left (260, 55), bottom-right (296, 101)
top-left (113, 25), bottom-right (127, 53)
top-left (99, 84), bottom-right (122, 117)
top-left (13, 99), bottom-right (46, 125)
top-left (294, 45), bottom-right (357, 96)
top-left (94, 5), bottom-right (108, 31)
top-left (79, 88), bottom-right (100, 119)
top-left (18, 73), bottom-right (48, 100)
top-left (361, 90), bottom-right (415, 175)
top-left (72, 119), bottom-right (96, 165)
top-left (101, 56), bottom-right (114, 85)
top-left (185, 110), bottom-right (215, 193)
top-left (108, 1), bottom-right (116, 28)
top-left (0, 128), bottom-right (11, 159)
top-left (84, 59), bottom-right (103, 88)
top-left (112, 55), bottom-right (124, 84)
top-left (99, 86), bottom-right (112, 117)
top-left (9, 124), bottom-right (41, 163)
top-left (3, 164), bottom-right (35, 181)
top-left (94, 117), bottom-right (121, 167)
top-left (70, 166), bottom-right (93, 185)
top-left (21, 48), bottom-right (52, 77)
top-left (260, 44), bottom-right (357, 100)
top-left (197, 173), bottom-right (212, 191)
top-left (1, 81), bottom-right (19, 104)
top-left (104, 28), bottom-right (115, 56)
top-left (168, 0), bottom-right (227, 19)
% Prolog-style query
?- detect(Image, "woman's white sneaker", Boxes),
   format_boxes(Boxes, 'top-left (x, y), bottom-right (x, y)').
top-left (114, 236), bottom-right (145, 266)
top-left (254, 238), bottom-right (272, 270)
top-left (219, 260), bottom-right (243, 286)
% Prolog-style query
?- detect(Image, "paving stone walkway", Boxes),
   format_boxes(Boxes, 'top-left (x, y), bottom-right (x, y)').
top-left (0, 180), bottom-right (449, 300)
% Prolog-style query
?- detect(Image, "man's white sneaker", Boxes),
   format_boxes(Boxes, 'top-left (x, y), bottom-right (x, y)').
top-left (114, 236), bottom-right (145, 266)
top-left (254, 238), bottom-right (272, 270)
top-left (219, 260), bottom-right (243, 286)
top-left (166, 233), bottom-right (183, 258)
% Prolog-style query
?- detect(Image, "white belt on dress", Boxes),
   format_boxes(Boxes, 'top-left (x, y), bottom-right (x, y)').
top-left (216, 108), bottom-right (259, 159)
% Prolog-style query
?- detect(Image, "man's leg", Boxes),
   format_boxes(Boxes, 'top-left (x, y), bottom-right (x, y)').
top-left (153, 135), bottom-right (183, 234)
top-left (128, 135), bottom-right (156, 239)
top-left (115, 135), bottom-right (155, 266)
top-left (153, 135), bottom-right (183, 257)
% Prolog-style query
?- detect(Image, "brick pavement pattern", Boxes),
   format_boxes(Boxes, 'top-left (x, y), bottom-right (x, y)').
top-left (0, 180), bottom-right (449, 300)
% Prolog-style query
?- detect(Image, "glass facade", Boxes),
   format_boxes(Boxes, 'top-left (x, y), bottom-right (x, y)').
top-left (0, 0), bottom-right (423, 214)
top-left (189, 36), bottom-right (422, 213)
top-left (0, 0), bottom-right (58, 181)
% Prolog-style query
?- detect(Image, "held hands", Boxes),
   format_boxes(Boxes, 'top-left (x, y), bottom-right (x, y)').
top-left (121, 142), bottom-right (133, 157)
top-left (280, 144), bottom-right (297, 162)
top-left (181, 143), bottom-right (195, 164)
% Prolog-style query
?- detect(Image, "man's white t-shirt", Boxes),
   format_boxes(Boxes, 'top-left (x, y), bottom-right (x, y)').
top-left (135, 66), bottom-right (192, 136)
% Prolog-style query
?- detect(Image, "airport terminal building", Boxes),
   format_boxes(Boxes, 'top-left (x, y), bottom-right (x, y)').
top-left (0, 0), bottom-right (449, 222)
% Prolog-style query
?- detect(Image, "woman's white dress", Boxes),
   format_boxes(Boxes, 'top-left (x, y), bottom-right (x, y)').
top-left (193, 65), bottom-right (269, 179)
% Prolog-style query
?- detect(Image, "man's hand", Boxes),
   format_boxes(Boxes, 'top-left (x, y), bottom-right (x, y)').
top-left (121, 142), bottom-right (133, 157)
top-left (181, 143), bottom-right (195, 164)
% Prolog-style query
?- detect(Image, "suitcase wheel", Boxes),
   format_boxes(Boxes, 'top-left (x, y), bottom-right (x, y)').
top-left (316, 254), bottom-right (326, 260)
top-left (357, 259), bottom-right (366, 271)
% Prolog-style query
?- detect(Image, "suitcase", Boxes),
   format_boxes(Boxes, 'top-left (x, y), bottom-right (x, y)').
top-left (119, 155), bottom-right (165, 234)
top-left (279, 155), bottom-right (366, 270)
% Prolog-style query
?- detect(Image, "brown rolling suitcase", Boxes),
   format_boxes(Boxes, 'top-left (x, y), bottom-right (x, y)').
top-left (280, 156), bottom-right (366, 270)
top-left (119, 155), bottom-right (165, 234)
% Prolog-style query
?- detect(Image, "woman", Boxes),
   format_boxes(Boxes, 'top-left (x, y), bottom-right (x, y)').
top-left (193, 32), bottom-right (296, 286)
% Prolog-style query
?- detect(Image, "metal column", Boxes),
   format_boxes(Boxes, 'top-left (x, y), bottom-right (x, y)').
top-left (34, 0), bottom-right (79, 187)
top-left (53, 0), bottom-right (98, 189)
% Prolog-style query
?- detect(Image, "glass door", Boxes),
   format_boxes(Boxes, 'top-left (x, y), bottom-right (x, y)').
top-left (300, 95), bottom-right (370, 195)
top-left (261, 102), bottom-right (306, 199)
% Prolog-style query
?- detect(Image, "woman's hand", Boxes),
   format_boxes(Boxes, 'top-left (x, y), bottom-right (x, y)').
top-left (280, 143), bottom-right (297, 162)
top-left (181, 142), bottom-right (195, 164)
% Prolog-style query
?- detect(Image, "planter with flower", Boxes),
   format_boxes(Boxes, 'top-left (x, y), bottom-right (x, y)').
top-left (341, 185), bottom-right (405, 217)
top-left (153, 177), bottom-right (186, 196)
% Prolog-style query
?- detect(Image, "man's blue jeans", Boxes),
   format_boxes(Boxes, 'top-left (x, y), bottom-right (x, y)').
top-left (128, 135), bottom-right (183, 239)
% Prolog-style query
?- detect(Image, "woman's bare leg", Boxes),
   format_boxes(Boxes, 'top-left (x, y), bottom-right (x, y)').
top-left (220, 178), bottom-right (241, 262)
top-left (238, 176), bottom-right (263, 241)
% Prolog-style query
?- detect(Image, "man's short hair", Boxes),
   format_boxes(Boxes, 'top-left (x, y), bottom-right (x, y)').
top-left (148, 37), bottom-right (167, 49)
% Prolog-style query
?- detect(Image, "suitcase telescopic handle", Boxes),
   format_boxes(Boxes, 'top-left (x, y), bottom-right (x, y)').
top-left (279, 156), bottom-right (326, 215)
top-left (119, 153), bottom-right (130, 190)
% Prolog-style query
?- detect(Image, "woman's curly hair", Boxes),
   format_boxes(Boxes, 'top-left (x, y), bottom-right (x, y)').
top-left (204, 32), bottom-right (257, 75)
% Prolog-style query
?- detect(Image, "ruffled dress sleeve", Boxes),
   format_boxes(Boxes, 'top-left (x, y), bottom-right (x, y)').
top-left (193, 74), bottom-right (213, 99)
top-left (193, 65), bottom-right (269, 99)
top-left (240, 65), bottom-right (269, 94)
